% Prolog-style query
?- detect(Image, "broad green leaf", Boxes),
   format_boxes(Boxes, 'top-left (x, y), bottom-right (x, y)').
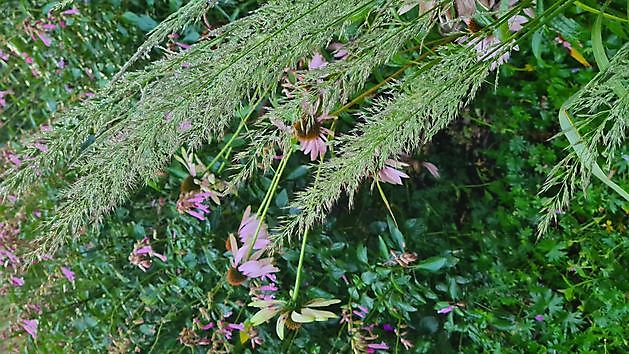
top-left (415, 256), bottom-right (448, 272)
top-left (592, 15), bottom-right (610, 70)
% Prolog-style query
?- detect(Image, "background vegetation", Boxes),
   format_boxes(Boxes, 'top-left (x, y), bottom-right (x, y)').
top-left (1, 0), bottom-right (627, 353)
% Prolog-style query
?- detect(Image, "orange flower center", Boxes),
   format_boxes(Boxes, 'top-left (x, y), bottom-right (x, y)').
top-left (293, 117), bottom-right (321, 141)
top-left (226, 267), bottom-right (247, 286)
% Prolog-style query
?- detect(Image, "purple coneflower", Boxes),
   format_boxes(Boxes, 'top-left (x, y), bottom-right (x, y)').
top-left (294, 115), bottom-right (332, 161)
top-left (378, 159), bottom-right (409, 185)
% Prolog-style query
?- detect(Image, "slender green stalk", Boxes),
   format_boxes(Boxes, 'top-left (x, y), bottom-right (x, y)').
top-left (202, 95), bottom-right (266, 175)
top-left (291, 227), bottom-right (310, 302)
top-left (246, 147), bottom-right (294, 258)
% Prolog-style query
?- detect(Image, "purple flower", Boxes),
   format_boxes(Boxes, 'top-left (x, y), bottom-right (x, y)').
top-left (129, 238), bottom-right (167, 271)
top-left (61, 266), bottom-right (75, 282)
top-left (422, 161), bottom-right (440, 178)
top-left (177, 191), bottom-right (213, 221)
top-left (11, 276), bottom-right (25, 287)
top-left (238, 206), bottom-right (270, 250)
top-left (367, 341), bottom-right (389, 351)
top-left (57, 58), bottom-right (65, 69)
top-left (22, 319), bottom-right (38, 339)
top-left (239, 259), bottom-right (279, 279)
top-left (382, 323), bottom-right (394, 332)
top-left (33, 142), bottom-right (48, 153)
top-left (61, 8), bottom-right (80, 16)
top-left (437, 305), bottom-right (454, 314)
top-left (308, 53), bottom-right (328, 70)
top-left (37, 33), bottom-right (52, 47)
top-left (378, 159), bottom-right (409, 185)
top-left (178, 120), bottom-right (192, 131)
top-left (534, 314), bottom-right (545, 321)
top-left (0, 90), bottom-right (13, 108)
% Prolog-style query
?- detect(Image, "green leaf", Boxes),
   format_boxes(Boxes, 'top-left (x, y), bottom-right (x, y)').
top-left (275, 189), bottom-right (288, 208)
top-left (415, 256), bottom-right (447, 272)
top-left (592, 15), bottom-right (610, 70)
top-left (378, 235), bottom-right (389, 260)
top-left (137, 15), bottom-right (158, 32)
top-left (356, 244), bottom-right (368, 264)
top-left (386, 215), bottom-right (405, 251)
top-left (287, 165), bottom-right (309, 180)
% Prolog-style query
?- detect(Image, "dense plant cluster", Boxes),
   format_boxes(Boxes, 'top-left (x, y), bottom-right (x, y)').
top-left (1, 0), bottom-right (627, 352)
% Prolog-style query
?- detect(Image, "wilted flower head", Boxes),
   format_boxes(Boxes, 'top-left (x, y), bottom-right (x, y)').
top-left (128, 237), bottom-right (167, 272)
top-left (378, 159), bottom-right (409, 185)
top-left (176, 191), bottom-right (213, 221)
top-left (457, 10), bottom-right (530, 71)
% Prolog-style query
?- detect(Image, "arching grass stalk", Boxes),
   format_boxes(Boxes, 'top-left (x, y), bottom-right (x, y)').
top-left (245, 147), bottom-right (294, 258)
top-left (202, 94), bottom-right (267, 175)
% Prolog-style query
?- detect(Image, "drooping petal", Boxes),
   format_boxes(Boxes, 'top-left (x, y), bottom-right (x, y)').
top-left (61, 266), bottom-right (75, 282)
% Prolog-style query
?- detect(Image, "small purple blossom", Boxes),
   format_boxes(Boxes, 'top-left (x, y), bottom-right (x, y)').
top-left (11, 276), bottom-right (25, 287)
top-left (437, 305), bottom-right (454, 314)
top-left (378, 159), bottom-right (409, 185)
top-left (382, 323), bottom-right (394, 332)
top-left (534, 314), bottom-right (545, 321)
top-left (178, 120), bottom-right (192, 131)
top-left (308, 53), bottom-right (328, 70)
top-left (61, 8), bottom-right (80, 16)
top-left (61, 266), bottom-right (75, 282)
top-left (22, 319), bottom-right (38, 339)
top-left (367, 342), bottom-right (389, 351)
top-left (37, 33), bottom-right (52, 47)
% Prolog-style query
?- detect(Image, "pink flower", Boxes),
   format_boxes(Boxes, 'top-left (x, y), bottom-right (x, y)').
top-left (11, 276), bottom-right (25, 286)
top-left (61, 8), bottom-right (80, 16)
top-left (329, 42), bottom-right (348, 60)
top-left (0, 50), bottom-right (9, 62)
top-left (22, 319), bottom-right (38, 339)
top-left (129, 238), bottom-right (167, 271)
top-left (177, 191), bottom-right (213, 221)
top-left (294, 115), bottom-right (332, 161)
top-left (37, 33), bottom-right (52, 47)
top-left (0, 90), bottom-right (13, 108)
top-left (308, 53), bottom-right (328, 70)
top-left (42, 23), bottom-right (57, 31)
top-left (238, 206), bottom-right (270, 250)
top-left (378, 159), bottom-right (409, 185)
top-left (437, 305), bottom-right (454, 314)
top-left (422, 161), bottom-right (440, 178)
top-left (175, 42), bottom-right (191, 50)
top-left (22, 52), bottom-right (33, 64)
top-left (239, 259), bottom-right (279, 279)
top-left (367, 342), bottom-right (389, 352)
top-left (56, 58), bottom-right (65, 68)
top-left (61, 266), bottom-right (75, 282)
top-left (33, 142), bottom-right (48, 153)
top-left (534, 314), bottom-right (544, 321)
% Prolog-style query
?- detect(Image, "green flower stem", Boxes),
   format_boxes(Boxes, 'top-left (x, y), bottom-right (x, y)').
top-left (202, 94), bottom-right (266, 175)
top-left (291, 226), bottom-right (309, 302)
top-left (246, 147), bottom-right (293, 258)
